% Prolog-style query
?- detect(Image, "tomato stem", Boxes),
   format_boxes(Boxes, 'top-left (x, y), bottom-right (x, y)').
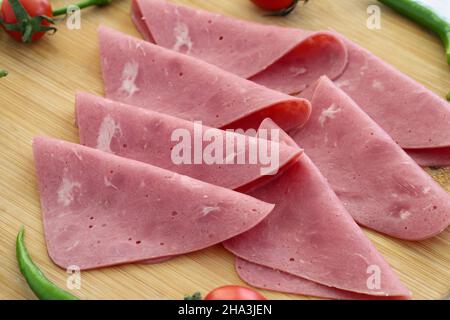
top-left (52, 0), bottom-right (112, 17)
top-left (265, 0), bottom-right (308, 17)
top-left (0, 0), bottom-right (56, 43)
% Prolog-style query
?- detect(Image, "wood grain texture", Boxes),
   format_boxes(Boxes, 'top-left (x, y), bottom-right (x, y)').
top-left (0, 0), bottom-right (449, 300)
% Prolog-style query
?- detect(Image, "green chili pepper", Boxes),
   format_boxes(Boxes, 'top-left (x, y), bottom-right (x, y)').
top-left (0, 69), bottom-right (7, 77)
top-left (16, 226), bottom-right (79, 300)
top-left (52, 0), bottom-right (112, 17)
top-left (378, 0), bottom-right (450, 65)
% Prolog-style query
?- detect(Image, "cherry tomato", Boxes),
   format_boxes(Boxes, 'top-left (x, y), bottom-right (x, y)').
top-left (251, 0), bottom-right (296, 12)
top-left (204, 285), bottom-right (267, 300)
top-left (1, 0), bottom-right (53, 42)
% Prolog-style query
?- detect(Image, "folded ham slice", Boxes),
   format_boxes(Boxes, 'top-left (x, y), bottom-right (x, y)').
top-left (293, 77), bottom-right (450, 240)
top-left (75, 92), bottom-right (302, 191)
top-left (335, 38), bottom-right (450, 150)
top-left (406, 147), bottom-right (450, 167)
top-left (236, 259), bottom-right (386, 300)
top-left (131, 0), bottom-right (348, 94)
top-left (132, 0), bottom-right (450, 162)
top-left (224, 118), bottom-right (410, 298)
top-left (32, 136), bottom-right (274, 270)
top-left (98, 26), bottom-right (311, 132)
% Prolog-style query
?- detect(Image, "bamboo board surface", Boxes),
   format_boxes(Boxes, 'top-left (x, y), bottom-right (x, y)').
top-left (0, 0), bottom-right (449, 300)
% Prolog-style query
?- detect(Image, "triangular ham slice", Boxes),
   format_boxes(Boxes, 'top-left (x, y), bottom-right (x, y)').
top-left (293, 77), bottom-right (450, 240)
top-left (335, 38), bottom-right (450, 150)
top-left (98, 26), bottom-right (311, 132)
top-left (132, 0), bottom-right (450, 160)
top-left (224, 118), bottom-right (410, 298)
top-left (235, 259), bottom-right (385, 300)
top-left (75, 92), bottom-right (302, 191)
top-left (131, 0), bottom-right (348, 94)
top-left (33, 136), bottom-right (274, 270)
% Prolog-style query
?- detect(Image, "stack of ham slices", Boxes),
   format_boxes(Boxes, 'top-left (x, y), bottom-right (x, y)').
top-left (32, 0), bottom-right (450, 299)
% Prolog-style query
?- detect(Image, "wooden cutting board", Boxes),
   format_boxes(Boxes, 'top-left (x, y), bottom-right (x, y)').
top-left (0, 0), bottom-right (449, 300)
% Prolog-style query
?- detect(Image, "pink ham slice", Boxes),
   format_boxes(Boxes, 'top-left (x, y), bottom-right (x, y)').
top-left (33, 136), bottom-right (274, 270)
top-left (406, 147), bottom-right (450, 167)
top-left (131, 0), bottom-right (348, 94)
top-left (132, 0), bottom-right (450, 162)
top-left (98, 26), bottom-right (311, 132)
top-left (75, 92), bottom-right (302, 192)
top-left (224, 118), bottom-right (410, 298)
top-left (335, 38), bottom-right (450, 151)
top-left (235, 259), bottom-right (391, 300)
top-left (293, 76), bottom-right (450, 240)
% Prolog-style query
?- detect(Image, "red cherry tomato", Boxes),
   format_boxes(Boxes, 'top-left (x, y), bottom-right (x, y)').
top-left (251, 0), bottom-right (296, 12)
top-left (204, 285), bottom-right (267, 300)
top-left (1, 0), bottom-right (53, 42)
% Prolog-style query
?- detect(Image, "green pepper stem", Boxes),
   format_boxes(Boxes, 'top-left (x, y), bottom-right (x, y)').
top-left (52, 0), bottom-right (112, 17)
top-left (378, 0), bottom-right (450, 66)
top-left (0, 69), bottom-right (7, 77)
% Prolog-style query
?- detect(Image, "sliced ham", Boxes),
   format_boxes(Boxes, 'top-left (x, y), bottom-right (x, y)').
top-left (32, 136), bottom-right (274, 270)
top-left (335, 38), bottom-right (450, 150)
top-left (235, 259), bottom-right (385, 300)
top-left (98, 26), bottom-right (311, 132)
top-left (406, 147), bottom-right (450, 167)
top-left (131, 0), bottom-right (348, 94)
top-left (75, 92), bottom-right (302, 191)
top-left (293, 77), bottom-right (450, 240)
top-left (132, 0), bottom-right (450, 160)
top-left (224, 118), bottom-right (409, 298)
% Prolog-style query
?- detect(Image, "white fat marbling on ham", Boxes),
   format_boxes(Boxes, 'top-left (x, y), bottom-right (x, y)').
top-left (335, 79), bottom-right (351, 89)
top-left (372, 80), bottom-right (384, 90)
top-left (72, 148), bottom-right (83, 161)
top-left (104, 176), bottom-right (118, 190)
top-left (57, 178), bottom-right (80, 207)
top-left (172, 21), bottom-right (192, 54)
top-left (422, 186), bottom-right (431, 194)
top-left (135, 42), bottom-right (147, 56)
top-left (318, 103), bottom-right (340, 126)
top-left (399, 210), bottom-right (412, 220)
top-left (202, 206), bottom-right (220, 216)
top-left (65, 240), bottom-right (80, 252)
top-left (96, 115), bottom-right (120, 153)
top-left (290, 66), bottom-right (307, 76)
top-left (120, 61), bottom-right (139, 96)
